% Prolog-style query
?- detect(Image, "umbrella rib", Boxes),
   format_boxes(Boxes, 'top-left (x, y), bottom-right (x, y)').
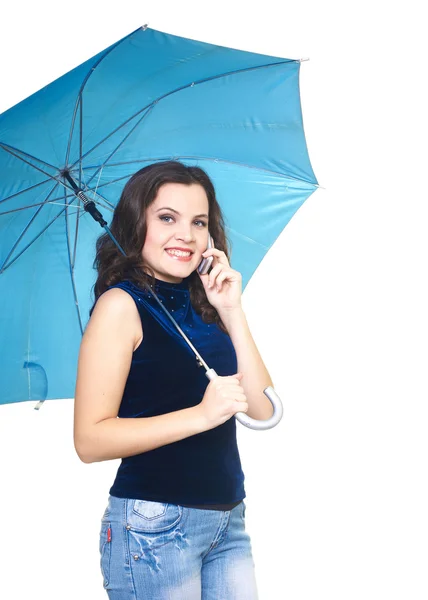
top-left (0, 143), bottom-right (74, 196)
top-left (72, 196), bottom-right (81, 269)
top-left (71, 152), bottom-right (318, 226)
top-left (65, 27), bottom-right (141, 171)
top-left (169, 155), bottom-right (319, 187)
top-left (0, 197), bottom-right (79, 273)
top-left (0, 177), bottom-right (53, 207)
top-left (80, 155), bottom-right (319, 188)
top-left (64, 188), bottom-right (84, 335)
top-left (79, 97), bottom-right (83, 187)
top-left (224, 224), bottom-right (269, 250)
top-left (68, 167), bottom-right (116, 213)
top-left (0, 142), bottom-right (59, 173)
top-left (0, 183), bottom-right (59, 272)
top-left (64, 152), bottom-right (319, 227)
top-left (0, 200), bottom-right (67, 217)
top-left (78, 176), bottom-right (116, 209)
top-left (0, 191), bottom-right (111, 217)
top-left (67, 58), bottom-right (296, 173)
top-left (75, 189), bottom-right (115, 223)
top-left (75, 105), bottom-right (155, 192)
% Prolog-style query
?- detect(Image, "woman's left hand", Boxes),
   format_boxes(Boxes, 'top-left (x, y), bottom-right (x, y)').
top-left (197, 248), bottom-right (242, 313)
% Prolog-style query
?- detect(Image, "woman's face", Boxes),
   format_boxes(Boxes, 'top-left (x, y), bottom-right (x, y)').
top-left (142, 182), bottom-right (210, 283)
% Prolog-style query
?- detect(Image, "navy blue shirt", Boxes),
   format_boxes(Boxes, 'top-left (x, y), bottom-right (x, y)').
top-left (105, 275), bottom-right (246, 508)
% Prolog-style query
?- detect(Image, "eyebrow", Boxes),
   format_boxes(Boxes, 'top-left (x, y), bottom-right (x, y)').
top-left (155, 207), bottom-right (208, 218)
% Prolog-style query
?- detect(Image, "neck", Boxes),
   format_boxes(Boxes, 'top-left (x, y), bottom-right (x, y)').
top-left (155, 276), bottom-right (183, 284)
top-left (142, 266), bottom-right (184, 285)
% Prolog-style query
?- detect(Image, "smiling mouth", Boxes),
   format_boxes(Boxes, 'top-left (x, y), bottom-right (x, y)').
top-left (165, 249), bottom-right (193, 257)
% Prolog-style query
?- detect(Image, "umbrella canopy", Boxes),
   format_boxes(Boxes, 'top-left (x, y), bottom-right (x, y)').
top-left (0, 26), bottom-right (318, 405)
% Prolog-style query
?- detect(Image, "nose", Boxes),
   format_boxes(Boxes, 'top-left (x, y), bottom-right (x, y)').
top-left (174, 228), bottom-right (194, 243)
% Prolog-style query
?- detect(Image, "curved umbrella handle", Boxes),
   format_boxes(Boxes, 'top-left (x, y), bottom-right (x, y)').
top-left (205, 368), bottom-right (283, 430)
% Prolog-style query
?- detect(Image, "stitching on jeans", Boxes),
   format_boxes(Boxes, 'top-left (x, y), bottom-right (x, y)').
top-left (124, 498), bottom-right (138, 599)
top-left (201, 510), bottom-right (231, 559)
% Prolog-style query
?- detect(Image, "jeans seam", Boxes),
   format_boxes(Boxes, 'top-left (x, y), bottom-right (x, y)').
top-left (124, 499), bottom-right (138, 599)
top-left (201, 510), bottom-right (231, 559)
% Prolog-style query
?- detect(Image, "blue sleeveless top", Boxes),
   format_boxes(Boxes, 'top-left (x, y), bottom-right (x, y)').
top-left (105, 275), bottom-right (246, 508)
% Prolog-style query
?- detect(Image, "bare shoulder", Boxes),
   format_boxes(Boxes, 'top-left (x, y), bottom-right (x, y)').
top-left (74, 287), bottom-right (143, 446)
top-left (74, 287), bottom-right (142, 429)
top-left (88, 287), bottom-right (143, 350)
top-left (93, 286), bottom-right (138, 315)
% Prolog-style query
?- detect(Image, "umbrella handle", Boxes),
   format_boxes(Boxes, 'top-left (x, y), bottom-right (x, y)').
top-left (204, 368), bottom-right (283, 430)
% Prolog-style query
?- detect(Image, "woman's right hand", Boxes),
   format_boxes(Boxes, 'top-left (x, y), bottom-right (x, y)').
top-left (197, 372), bottom-right (248, 430)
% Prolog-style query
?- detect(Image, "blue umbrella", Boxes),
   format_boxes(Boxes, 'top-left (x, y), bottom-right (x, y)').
top-left (0, 26), bottom-right (318, 421)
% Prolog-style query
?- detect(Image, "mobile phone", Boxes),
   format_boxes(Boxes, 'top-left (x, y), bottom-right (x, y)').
top-left (197, 232), bottom-right (214, 275)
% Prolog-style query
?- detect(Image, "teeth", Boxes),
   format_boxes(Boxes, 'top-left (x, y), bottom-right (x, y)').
top-left (166, 249), bottom-right (191, 257)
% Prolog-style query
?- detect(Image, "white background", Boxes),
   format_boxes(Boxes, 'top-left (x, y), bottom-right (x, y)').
top-left (0, 1), bottom-right (427, 599)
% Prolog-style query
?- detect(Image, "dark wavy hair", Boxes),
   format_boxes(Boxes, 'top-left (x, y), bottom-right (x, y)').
top-left (91, 160), bottom-right (231, 335)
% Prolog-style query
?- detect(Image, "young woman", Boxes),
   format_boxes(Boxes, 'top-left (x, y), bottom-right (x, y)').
top-left (73, 160), bottom-right (274, 599)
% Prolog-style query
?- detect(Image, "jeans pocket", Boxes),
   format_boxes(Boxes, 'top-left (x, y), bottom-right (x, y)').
top-left (129, 499), bottom-right (182, 533)
top-left (127, 500), bottom-right (184, 557)
top-left (99, 521), bottom-right (112, 589)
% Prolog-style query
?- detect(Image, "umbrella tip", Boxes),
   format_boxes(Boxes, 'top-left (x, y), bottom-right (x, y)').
top-left (142, 24), bottom-right (149, 31)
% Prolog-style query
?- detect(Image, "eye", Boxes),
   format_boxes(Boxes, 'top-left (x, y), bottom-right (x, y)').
top-left (159, 215), bottom-right (207, 227)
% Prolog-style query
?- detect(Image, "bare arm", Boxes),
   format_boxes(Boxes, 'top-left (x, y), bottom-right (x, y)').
top-left (73, 288), bottom-right (207, 464)
top-left (219, 306), bottom-right (274, 421)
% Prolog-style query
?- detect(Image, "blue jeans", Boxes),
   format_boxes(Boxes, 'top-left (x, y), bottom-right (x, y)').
top-left (99, 495), bottom-right (258, 599)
